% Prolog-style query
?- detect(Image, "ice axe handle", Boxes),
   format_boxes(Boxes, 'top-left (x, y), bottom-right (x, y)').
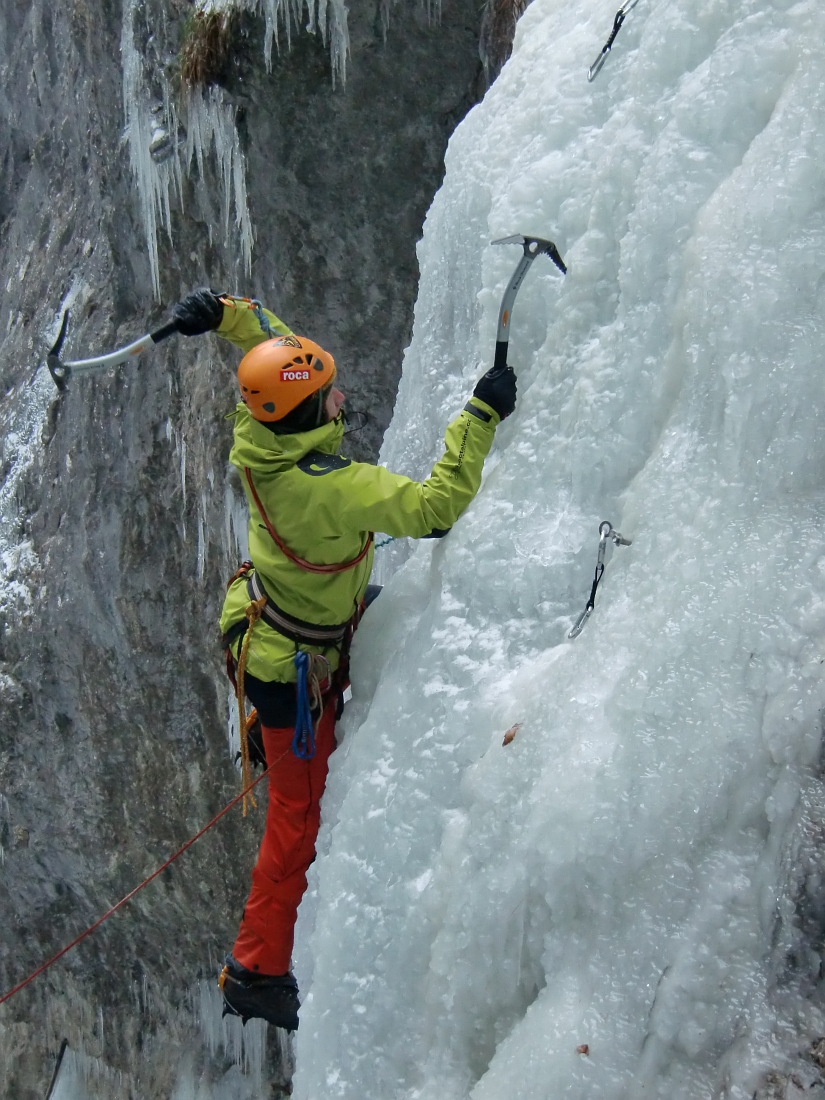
top-left (151, 320), bottom-right (179, 343)
top-left (491, 341), bottom-right (510, 375)
top-left (489, 234), bottom-right (567, 378)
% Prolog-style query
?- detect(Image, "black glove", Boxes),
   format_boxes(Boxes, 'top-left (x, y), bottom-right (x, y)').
top-left (472, 364), bottom-right (517, 420)
top-left (172, 287), bottom-right (225, 336)
top-left (234, 714), bottom-right (267, 770)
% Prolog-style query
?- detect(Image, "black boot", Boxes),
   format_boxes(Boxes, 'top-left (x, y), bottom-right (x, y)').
top-left (219, 954), bottom-right (300, 1030)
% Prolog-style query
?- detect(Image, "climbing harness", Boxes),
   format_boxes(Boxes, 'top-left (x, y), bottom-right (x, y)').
top-left (490, 234), bottom-right (567, 377)
top-left (568, 521), bottom-right (631, 639)
top-left (45, 309), bottom-right (179, 391)
top-left (588, 0), bottom-right (640, 81)
top-left (246, 569), bottom-right (351, 645)
top-left (245, 467), bottom-right (374, 573)
top-left (222, 562), bottom-right (350, 765)
top-left (0, 761), bottom-right (276, 1010)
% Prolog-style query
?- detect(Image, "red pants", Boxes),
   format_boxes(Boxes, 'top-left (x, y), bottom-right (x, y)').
top-left (232, 697), bottom-right (338, 975)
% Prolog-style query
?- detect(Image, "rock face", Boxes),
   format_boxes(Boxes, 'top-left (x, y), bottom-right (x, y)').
top-left (0, 0), bottom-right (485, 1092)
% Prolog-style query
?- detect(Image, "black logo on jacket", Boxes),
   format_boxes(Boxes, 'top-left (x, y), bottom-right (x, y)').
top-left (297, 451), bottom-right (353, 476)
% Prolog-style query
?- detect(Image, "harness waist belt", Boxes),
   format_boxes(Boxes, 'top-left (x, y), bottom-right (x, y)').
top-left (246, 571), bottom-right (350, 646)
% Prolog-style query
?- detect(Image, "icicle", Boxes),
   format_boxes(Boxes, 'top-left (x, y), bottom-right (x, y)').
top-left (122, 0), bottom-right (252, 295)
top-left (258, 0), bottom-right (301, 69)
top-left (121, 0), bottom-right (184, 298)
top-left (179, 438), bottom-right (187, 502)
top-left (197, 490), bottom-right (208, 583)
top-left (224, 481), bottom-right (249, 562)
top-left (306, 0), bottom-right (350, 86)
top-left (226, 688), bottom-right (242, 761)
top-left (184, 86), bottom-right (254, 275)
top-left (120, 0), bottom-right (356, 295)
top-left (196, 978), bottom-right (267, 1089)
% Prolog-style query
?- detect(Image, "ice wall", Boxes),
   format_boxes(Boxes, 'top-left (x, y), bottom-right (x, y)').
top-left (293, 0), bottom-right (825, 1097)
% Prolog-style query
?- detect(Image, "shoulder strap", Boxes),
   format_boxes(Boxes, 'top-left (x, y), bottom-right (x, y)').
top-left (244, 467), bottom-right (373, 574)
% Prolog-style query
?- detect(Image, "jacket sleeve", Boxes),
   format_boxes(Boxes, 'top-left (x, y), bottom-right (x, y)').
top-left (216, 298), bottom-right (292, 354)
top-left (316, 400), bottom-right (500, 539)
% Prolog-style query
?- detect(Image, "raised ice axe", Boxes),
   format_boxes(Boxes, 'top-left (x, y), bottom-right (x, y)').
top-left (489, 234), bottom-right (567, 377)
top-left (45, 310), bottom-right (180, 392)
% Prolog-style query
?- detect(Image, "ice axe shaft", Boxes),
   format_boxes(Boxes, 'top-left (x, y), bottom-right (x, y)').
top-left (490, 234), bottom-right (567, 376)
top-left (46, 310), bottom-right (179, 391)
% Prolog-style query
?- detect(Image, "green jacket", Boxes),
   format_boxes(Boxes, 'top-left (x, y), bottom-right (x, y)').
top-left (217, 299), bottom-right (500, 683)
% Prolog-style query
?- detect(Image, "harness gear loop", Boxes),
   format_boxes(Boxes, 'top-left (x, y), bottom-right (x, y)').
top-left (235, 594), bottom-right (269, 814)
top-left (244, 467), bottom-right (373, 574)
top-left (312, 652), bottom-right (331, 697)
top-left (568, 521), bottom-right (632, 639)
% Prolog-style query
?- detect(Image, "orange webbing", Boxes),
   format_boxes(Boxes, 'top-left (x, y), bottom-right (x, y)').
top-left (244, 467), bottom-right (373, 574)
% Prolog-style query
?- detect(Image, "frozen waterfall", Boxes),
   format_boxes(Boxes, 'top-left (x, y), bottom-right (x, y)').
top-left (292, 0), bottom-right (825, 1097)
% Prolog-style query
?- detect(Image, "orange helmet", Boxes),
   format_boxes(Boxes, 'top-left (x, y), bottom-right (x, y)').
top-left (237, 335), bottom-right (336, 423)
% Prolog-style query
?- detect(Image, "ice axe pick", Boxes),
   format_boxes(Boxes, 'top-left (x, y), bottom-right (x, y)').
top-left (489, 234), bottom-right (567, 376)
top-left (45, 310), bottom-right (180, 391)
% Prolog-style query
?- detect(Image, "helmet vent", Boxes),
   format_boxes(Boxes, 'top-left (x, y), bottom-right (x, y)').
top-left (263, 401), bottom-right (276, 413)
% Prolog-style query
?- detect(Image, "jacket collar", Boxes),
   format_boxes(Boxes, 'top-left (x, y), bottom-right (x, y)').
top-left (230, 403), bottom-right (347, 474)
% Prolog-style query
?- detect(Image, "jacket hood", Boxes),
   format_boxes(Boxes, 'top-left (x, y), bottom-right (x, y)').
top-left (229, 403), bottom-right (346, 474)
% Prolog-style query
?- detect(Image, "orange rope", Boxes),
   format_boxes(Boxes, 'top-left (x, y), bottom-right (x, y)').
top-left (0, 765), bottom-right (272, 1009)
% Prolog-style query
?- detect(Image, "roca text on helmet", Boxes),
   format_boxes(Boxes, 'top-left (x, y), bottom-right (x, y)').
top-left (237, 335), bottom-right (336, 424)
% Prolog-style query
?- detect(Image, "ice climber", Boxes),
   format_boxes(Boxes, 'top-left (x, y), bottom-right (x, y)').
top-left (172, 287), bottom-right (518, 1031)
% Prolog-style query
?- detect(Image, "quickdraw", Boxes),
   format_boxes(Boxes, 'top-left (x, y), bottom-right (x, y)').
top-left (588, 0), bottom-right (640, 82)
top-left (293, 651), bottom-right (328, 760)
top-left (568, 521), bottom-right (631, 639)
top-left (250, 297), bottom-right (279, 340)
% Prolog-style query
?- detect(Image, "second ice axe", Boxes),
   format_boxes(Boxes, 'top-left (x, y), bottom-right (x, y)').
top-left (489, 234), bottom-right (567, 376)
